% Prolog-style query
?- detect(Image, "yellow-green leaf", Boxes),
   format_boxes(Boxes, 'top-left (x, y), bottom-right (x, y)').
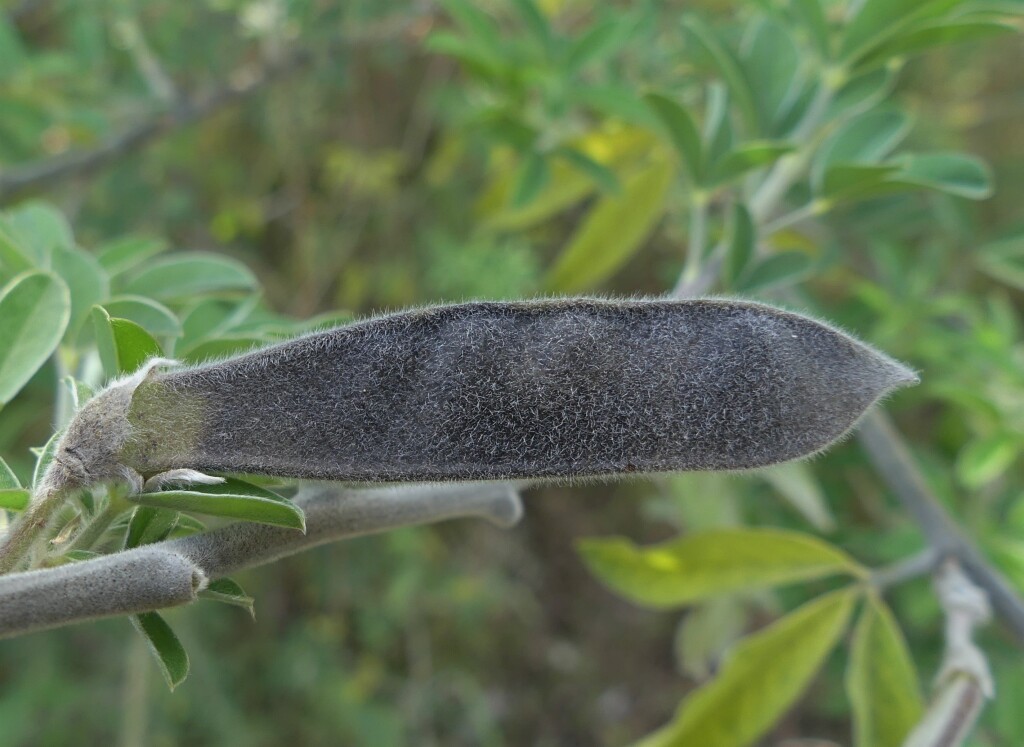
top-left (545, 160), bottom-right (673, 292)
top-left (846, 594), bottom-right (924, 747)
top-left (579, 528), bottom-right (865, 608)
top-left (638, 589), bottom-right (858, 747)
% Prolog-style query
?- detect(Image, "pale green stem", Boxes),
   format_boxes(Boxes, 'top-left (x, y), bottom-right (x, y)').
top-left (672, 194), bottom-right (708, 296)
top-left (749, 82), bottom-right (834, 222)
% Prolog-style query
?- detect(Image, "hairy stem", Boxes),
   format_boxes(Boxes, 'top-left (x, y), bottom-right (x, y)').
top-left (0, 487), bottom-right (69, 574)
top-left (0, 482), bottom-right (523, 638)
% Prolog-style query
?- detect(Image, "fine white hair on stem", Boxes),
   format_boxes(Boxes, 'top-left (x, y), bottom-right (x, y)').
top-left (0, 483), bottom-right (523, 639)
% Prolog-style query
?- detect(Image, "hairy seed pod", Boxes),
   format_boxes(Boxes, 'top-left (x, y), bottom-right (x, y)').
top-left (44, 298), bottom-right (916, 492)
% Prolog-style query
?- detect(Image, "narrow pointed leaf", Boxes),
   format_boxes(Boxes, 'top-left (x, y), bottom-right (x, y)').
top-left (199, 577), bottom-right (256, 617)
top-left (129, 478), bottom-right (305, 530)
top-left (737, 252), bottom-right (814, 293)
top-left (710, 141), bottom-right (794, 185)
top-left (0, 456), bottom-right (20, 489)
top-left (761, 461), bottom-right (835, 532)
top-left (847, 595), bottom-right (924, 747)
top-left (511, 151), bottom-right (550, 208)
top-left (131, 612), bottom-right (189, 690)
top-left (813, 108), bottom-right (911, 189)
top-left (579, 528), bottom-right (865, 608)
top-left (0, 271), bottom-right (70, 404)
top-left (644, 93), bottom-right (703, 181)
top-left (683, 16), bottom-right (759, 132)
top-left (725, 203), bottom-right (755, 285)
top-left (639, 589), bottom-right (858, 747)
top-left (32, 429), bottom-right (63, 491)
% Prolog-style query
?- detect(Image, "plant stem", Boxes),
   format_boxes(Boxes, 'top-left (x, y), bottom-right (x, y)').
top-left (675, 193), bottom-right (708, 293)
top-left (858, 411), bottom-right (1024, 641)
top-left (0, 487), bottom-right (68, 574)
top-left (749, 82), bottom-right (833, 222)
top-left (871, 547), bottom-right (939, 590)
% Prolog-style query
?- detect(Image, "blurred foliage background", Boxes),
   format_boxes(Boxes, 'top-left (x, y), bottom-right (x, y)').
top-left (1, 0), bottom-right (1024, 745)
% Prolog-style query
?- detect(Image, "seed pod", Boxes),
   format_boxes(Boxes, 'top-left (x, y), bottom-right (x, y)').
top-left (44, 298), bottom-right (916, 492)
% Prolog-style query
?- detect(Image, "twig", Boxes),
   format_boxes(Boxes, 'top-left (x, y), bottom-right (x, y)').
top-left (871, 547), bottom-right (939, 590)
top-left (903, 560), bottom-right (993, 747)
top-left (858, 411), bottom-right (1024, 641)
top-left (0, 51), bottom-right (311, 203)
top-left (0, 482), bottom-right (523, 639)
top-left (0, 6), bottom-right (434, 203)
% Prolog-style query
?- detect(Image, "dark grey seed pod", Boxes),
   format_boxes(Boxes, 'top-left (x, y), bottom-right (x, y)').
top-left (105, 298), bottom-right (916, 484)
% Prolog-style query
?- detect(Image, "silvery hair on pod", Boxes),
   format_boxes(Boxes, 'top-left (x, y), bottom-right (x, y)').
top-left (39, 298), bottom-right (917, 494)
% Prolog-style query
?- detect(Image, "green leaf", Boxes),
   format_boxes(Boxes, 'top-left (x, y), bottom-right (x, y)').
top-left (847, 595), bottom-right (924, 747)
top-left (0, 271), bottom-right (70, 405)
top-left (129, 477), bottom-right (306, 531)
top-left (644, 93), bottom-right (704, 182)
top-left (439, 0), bottom-right (502, 51)
top-left (123, 252), bottom-right (258, 301)
top-left (710, 141), bottom-right (795, 185)
top-left (724, 202), bottom-right (755, 286)
top-left (956, 434), bottom-right (1019, 489)
top-left (840, 0), bottom-right (960, 64)
top-left (180, 336), bottom-right (268, 364)
top-left (579, 528), bottom-right (864, 608)
top-left (511, 152), bottom-right (550, 208)
top-left (554, 146), bottom-right (621, 194)
top-left (639, 589), bottom-right (858, 747)
top-left (790, 0), bottom-right (830, 58)
top-left (103, 296), bottom-right (182, 338)
top-left (0, 220), bottom-right (34, 274)
top-left (510, 0), bottom-right (552, 52)
top-left (761, 462), bottom-right (836, 532)
top-left (683, 16), bottom-right (759, 133)
top-left (830, 68), bottom-right (897, 117)
top-left (3, 201), bottom-right (74, 262)
top-left (977, 230), bottom-right (1024, 291)
top-left (566, 18), bottom-right (628, 72)
top-left (131, 612), bottom-right (190, 691)
top-left (544, 160), bottom-right (674, 292)
top-left (124, 506), bottom-right (181, 549)
top-left (675, 597), bottom-right (748, 680)
top-left (0, 456), bottom-right (20, 489)
top-left (813, 108), bottom-right (912, 189)
top-left (857, 20), bottom-right (1015, 69)
top-left (821, 163), bottom-right (902, 200)
top-left (51, 246), bottom-right (110, 341)
top-left (62, 375), bottom-right (94, 413)
top-left (703, 83), bottom-right (733, 166)
top-left (0, 489), bottom-right (30, 511)
top-left (96, 235), bottom-right (168, 276)
top-left (32, 429), bottom-right (63, 491)
top-left (741, 19), bottom-right (803, 132)
top-left (199, 577), bottom-right (256, 617)
top-left (737, 251), bottom-right (814, 293)
top-left (91, 306), bottom-right (163, 378)
top-left (889, 152), bottom-right (994, 199)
